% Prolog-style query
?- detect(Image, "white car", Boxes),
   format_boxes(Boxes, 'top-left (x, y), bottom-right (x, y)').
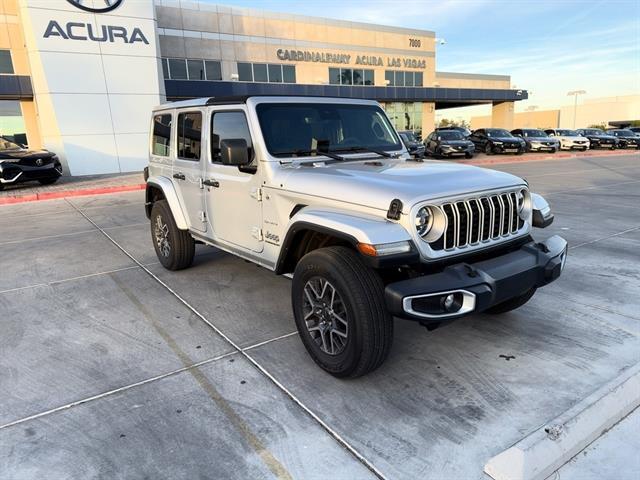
top-left (545, 129), bottom-right (590, 151)
top-left (144, 96), bottom-right (566, 377)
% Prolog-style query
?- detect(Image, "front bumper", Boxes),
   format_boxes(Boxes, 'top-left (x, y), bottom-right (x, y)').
top-left (529, 143), bottom-right (558, 151)
top-left (441, 145), bottom-right (474, 156)
top-left (0, 161), bottom-right (62, 184)
top-left (385, 235), bottom-right (567, 322)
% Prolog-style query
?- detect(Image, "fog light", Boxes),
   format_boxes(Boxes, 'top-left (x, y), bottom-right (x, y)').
top-left (443, 294), bottom-right (455, 310)
top-left (441, 293), bottom-right (463, 313)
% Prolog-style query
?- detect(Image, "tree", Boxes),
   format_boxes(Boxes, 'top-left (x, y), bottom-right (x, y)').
top-left (588, 122), bottom-right (608, 130)
top-left (437, 118), bottom-right (470, 129)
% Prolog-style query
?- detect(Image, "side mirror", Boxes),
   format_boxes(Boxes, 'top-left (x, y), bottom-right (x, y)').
top-left (220, 138), bottom-right (250, 166)
top-left (531, 193), bottom-right (554, 228)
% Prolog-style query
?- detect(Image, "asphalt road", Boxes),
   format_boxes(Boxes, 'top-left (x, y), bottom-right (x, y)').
top-left (1, 153), bottom-right (639, 479)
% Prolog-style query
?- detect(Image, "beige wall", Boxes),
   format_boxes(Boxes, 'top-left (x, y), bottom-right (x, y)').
top-left (471, 109), bottom-right (560, 130)
top-left (435, 72), bottom-right (510, 90)
top-left (0, 0), bottom-right (41, 148)
top-left (491, 102), bottom-right (515, 130)
top-left (559, 95), bottom-right (640, 128)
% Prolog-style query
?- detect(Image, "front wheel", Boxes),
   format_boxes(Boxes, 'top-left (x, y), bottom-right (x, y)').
top-left (150, 200), bottom-right (195, 271)
top-left (484, 143), bottom-right (493, 155)
top-left (485, 288), bottom-right (536, 314)
top-left (465, 152), bottom-right (474, 159)
top-left (292, 246), bottom-right (393, 378)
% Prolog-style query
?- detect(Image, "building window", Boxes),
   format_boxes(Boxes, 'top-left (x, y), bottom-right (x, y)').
top-left (0, 50), bottom-right (14, 75)
top-left (162, 58), bottom-right (222, 81)
top-left (177, 112), bottom-right (202, 160)
top-left (383, 102), bottom-right (423, 137)
top-left (0, 100), bottom-right (27, 145)
top-left (385, 70), bottom-right (424, 87)
top-left (237, 63), bottom-right (296, 83)
top-left (152, 114), bottom-right (172, 157)
top-left (329, 68), bottom-right (374, 86)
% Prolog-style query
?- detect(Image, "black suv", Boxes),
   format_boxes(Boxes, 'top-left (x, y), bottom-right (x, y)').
top-left (424, 129), bottom-right (474, 158)
top-left (605, 129), bottom-right (640, 149)
top-left (398, 130), bottom-right (425, 158)
top-left (468, 128), bottom-right (525, 155)
top-left (576, 128), bottom-right (618, 149)
top-left (0, 136), bottom-right (62, 190)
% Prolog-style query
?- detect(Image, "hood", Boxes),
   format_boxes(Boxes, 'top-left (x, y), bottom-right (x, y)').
top-left (558, 135), bottom-right (587, 141)
top-left (587, 134), bottom-right (616, 139)
top-left (489, 137), bottom-right (522, 143)
top-left (526, 137), bottom-right (556, 142)
top-left (0, 148), bottom-right (54, 161)
top-left (277, 158), bottom-right (525, 212)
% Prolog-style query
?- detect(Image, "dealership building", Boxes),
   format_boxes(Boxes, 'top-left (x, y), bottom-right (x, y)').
top-left (1, 0), bottom-right (527, 175)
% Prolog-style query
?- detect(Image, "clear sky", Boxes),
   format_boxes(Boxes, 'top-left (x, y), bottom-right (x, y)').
top-left (202, 0), bottom-right (640, 118)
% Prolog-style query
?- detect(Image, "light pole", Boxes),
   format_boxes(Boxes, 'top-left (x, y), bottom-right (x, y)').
top-left (567, 90), bottom-right (586, 128)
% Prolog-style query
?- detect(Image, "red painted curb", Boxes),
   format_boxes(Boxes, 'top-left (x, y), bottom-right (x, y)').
top-left (0, 183), bottom-right (145, 206)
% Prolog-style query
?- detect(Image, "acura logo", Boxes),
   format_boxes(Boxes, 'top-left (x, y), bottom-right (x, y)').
top-left (66, 0), bottom-right (123, 13)
top-left (35, 158), bottom-right (43, 166)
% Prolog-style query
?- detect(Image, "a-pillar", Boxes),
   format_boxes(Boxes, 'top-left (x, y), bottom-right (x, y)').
top-left (421, 102), bottom-right (435, 137)
top-left (491, 101), bottom-right (515, 130)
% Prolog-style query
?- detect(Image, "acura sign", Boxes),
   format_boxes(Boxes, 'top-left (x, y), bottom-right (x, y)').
top-left (66, 0), bottom-right (124, 13)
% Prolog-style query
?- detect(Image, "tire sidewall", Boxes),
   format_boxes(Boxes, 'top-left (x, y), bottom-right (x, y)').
top-left (292, 253), bottom-right (363, 375)
top-left (150, 201), bottom-right (178, 269)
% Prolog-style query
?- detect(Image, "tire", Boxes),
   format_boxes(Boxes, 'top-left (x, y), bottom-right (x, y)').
top-left (38, 177), bottom-right (59, 185)
top-left (485, 288), bottom-right (536, 314)
top-left (582, 147), bottom-right (588, 152)
top-left (292, 246), bottom-right (393, 378)
top-left (551, 148), bottom-right (557, 153)
top-left (484, 143), bottom-right (493, 155)
top-left (516, 148), bottom-right (525, 155)
top-left (465, 152), bottom-right (473, 159)
top-left (150, 199), bottom-right (195, 271)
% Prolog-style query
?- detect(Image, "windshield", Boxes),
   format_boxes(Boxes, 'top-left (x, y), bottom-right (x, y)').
top-left (256, 103), bottom-right (402, 157)
top-left (557, 129), bottom-right (578, 136)
top-left (438, 131), bottom-right (464, 140)
top-left (0, 136), bottom-right (22, 151)
top-left (614, 129), bottom-right (634, 136)
top-left (583, 129), bottom-right (604, 135)
top-left (522, 129), bottom-right (547, 137)
top-left (486, 129), bottom-right (513, 138)
top-left (400, 132), bottom-right (417, 143)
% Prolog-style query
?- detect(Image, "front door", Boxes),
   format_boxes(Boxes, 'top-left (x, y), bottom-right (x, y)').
top-left (204, 108), bottom-right (263, 252)
top-left (172, 109), bottom-right (206, 232)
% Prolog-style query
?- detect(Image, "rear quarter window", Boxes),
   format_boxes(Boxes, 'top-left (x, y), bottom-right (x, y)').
top-left (152, 114), bottom-right (172, 156)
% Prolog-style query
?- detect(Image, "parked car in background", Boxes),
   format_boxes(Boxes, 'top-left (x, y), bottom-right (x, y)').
top-left (424, 129), bottom-right (474, 158)
top-left (436, 126), bottom-right (471, 137)
top-left (398, 130), bottom-right (425, 158)
top-left (468, 128), bottom-right (525, 155)
top-left (511, 129), bottom-right (559, 153)
top-left (605, 129), bottom-right (640, 149)
top-left (628, 127), bottom-right (640, 135)
top-left (576, 128), bottom-right (618, 149)
top-left (544, 129), bottom-right (590, 151)
top-left (0, 136), bottom-right (62, 190)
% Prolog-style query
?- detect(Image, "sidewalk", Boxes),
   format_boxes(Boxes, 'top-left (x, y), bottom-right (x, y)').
top-left (0, 172), bottom-right (145, 205)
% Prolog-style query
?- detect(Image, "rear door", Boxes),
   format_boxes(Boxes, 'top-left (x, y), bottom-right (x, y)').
top-left (172, 110), bottom-right (207, 233)
top-left (204, 108), bottom-right (263, 252)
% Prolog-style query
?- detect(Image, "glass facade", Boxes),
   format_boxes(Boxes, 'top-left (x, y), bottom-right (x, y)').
top-left (162, 58), bottom-right (222, 81)
top-left (329, 68), bottom-right (374, 86)
top-left (385, 70), bottom-right (423, 87)
top-left (237, 63), bottom-right (296, 83)
top-left (0, 50), bottom-right (14, 74)
top-left (383, 102), bottom-right (423, 136)
top-left (0, 100), bottom-right (27, 145)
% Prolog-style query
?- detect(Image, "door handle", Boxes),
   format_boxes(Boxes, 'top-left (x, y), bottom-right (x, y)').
top-left (173, 172), bottom-right (185, 180)
top-left (202, 179), bottom-right (219, 188)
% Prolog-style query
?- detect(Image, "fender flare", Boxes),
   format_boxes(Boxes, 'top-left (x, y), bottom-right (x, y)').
top-left (145, 176), bottom-right (189, 230)
top-left (275, 207), bottom-right (416, 274)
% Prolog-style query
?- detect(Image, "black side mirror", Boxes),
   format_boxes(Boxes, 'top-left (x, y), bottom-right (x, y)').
top-left (220, 139), bottom-right (249, 166)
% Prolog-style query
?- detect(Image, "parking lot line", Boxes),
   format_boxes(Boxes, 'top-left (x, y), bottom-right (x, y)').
top-left (0, 228), bottom-right (97, 246)
top-left (569, 225), bottom-right (640, 250)
top-left (65, 199), bottom-right (389, 480)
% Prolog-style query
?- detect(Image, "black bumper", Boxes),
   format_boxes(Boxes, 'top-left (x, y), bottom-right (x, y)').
top-left (0, 162), bottom-right (61, 184)
top-left (385, 235), bottom-right (567, 322)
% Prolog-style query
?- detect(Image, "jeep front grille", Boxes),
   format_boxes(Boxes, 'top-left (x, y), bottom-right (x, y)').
top-left (430, 191), bottom-right (525, 251)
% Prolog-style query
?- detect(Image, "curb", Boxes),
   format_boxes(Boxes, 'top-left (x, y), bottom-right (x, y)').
top-left (465, 149), bottom-right (635, 166)
top-left (0, 183), bottom-right (146, 206)
top-left (484, 362), bottom-right (640, 480)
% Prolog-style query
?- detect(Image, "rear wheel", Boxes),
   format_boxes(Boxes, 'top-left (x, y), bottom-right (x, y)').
top-left (485, 288), bottom-right (536, 314)
top-left (292, 246), bottom-right (393, 378)
top-left (150, 200), bottom-right (195, 271)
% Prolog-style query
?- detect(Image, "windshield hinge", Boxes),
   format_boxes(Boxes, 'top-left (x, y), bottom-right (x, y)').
top-left (198, 211), bottom-right (207, 222)
top-left (198, 178), bottom-right (204, 189)
top-left (250, 187), bottom-right (262, 201)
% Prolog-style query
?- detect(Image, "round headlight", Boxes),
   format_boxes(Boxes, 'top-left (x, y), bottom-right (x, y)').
top-left (516, 189), bottom-right (525, 213)
top-left (415, 207), bottom-right (433, 237)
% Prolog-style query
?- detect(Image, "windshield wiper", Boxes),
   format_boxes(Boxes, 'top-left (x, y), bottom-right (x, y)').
top-left (330, 146), bottom-right (395, 158)
top-left (276, 149), bottom-right (346, 163)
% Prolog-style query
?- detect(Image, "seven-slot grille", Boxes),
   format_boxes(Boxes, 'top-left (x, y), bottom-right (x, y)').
top-left (430, 191), bottom-right (525, 251)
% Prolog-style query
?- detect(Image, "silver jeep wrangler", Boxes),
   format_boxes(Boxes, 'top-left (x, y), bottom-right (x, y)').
top-left (145, 96), bottom-right (567, 378)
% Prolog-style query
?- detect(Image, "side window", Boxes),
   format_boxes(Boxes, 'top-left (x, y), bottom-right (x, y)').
top-left (211, 111), bottom-right (254, 164)
top-left (152, 114), bottom-right (172, 156)
top-left (177, 112), bottom-right (202, 160)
